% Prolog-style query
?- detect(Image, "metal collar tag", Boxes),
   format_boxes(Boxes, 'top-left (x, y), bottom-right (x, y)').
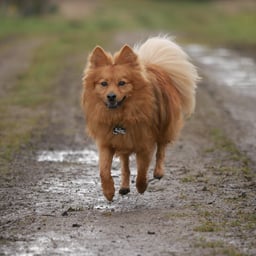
top-left (113, 126), bottom-right (126, 135)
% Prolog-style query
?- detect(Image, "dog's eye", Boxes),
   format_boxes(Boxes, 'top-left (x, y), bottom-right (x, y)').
top-left (100, 81), bottom-right (108, 87)
top-left (118, 81), bottom-right (126, 86)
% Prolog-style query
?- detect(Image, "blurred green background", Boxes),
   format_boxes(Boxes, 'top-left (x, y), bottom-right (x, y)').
top-left (0, 0), bottom-right (256, 171)
top-left (1, 0), bottom-right (256, 46)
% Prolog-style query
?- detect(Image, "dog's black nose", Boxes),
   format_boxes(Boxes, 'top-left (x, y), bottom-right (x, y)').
top-left (107, 92), bottom-right (116, 102)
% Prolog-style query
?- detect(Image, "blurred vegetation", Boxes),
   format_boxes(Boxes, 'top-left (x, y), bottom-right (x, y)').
top-left (0, 0), bottom-right (57, 16)
top-left (0, 0), bottom-right (256, 46)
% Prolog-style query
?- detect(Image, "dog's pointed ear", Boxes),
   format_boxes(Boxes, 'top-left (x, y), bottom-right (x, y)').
top-left (89, 46), bottom-right (112, 67)
top-left (115, 45), bottom-right (137, 65)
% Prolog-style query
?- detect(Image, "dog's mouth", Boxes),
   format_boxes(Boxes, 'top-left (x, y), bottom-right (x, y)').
top-left (106, 96), bottom-right (126, 109)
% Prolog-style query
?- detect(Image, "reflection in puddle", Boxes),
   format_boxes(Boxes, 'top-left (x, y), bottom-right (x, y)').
top-left (37, 148), bottom-right (135, 171)
top-left (37, 149), bottom-right (98, 165)
top-left (186, 45), bottom-right (256, 92)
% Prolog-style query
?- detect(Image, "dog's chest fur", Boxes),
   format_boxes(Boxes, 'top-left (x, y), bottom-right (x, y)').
top-left (102, 122), bottom-right (155, 154)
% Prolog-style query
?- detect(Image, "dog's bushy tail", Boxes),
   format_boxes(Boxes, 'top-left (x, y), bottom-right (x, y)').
top-left (134, 35), bottom-right (199, 117)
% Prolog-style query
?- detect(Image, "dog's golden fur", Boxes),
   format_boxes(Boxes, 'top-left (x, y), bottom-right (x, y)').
top-left (82, 36), bottom-right (199, 201)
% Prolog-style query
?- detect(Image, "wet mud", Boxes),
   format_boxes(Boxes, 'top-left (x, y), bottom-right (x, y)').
top-left (0, 35), bottom-right (256, 255)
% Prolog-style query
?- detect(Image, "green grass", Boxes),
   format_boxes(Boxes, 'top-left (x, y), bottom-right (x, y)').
top-left (181, 175), bottom-right (196, 183)
top-left (194, 237), bottom-right (248, 256)
top-left (194, 221), bottom-right (218, 232)
top-left (0, 40), bottom-right (64, 171)
top-left (1, 0), bottom-right (256, 45)
top-left (206, 128), bottom-right (252, 177)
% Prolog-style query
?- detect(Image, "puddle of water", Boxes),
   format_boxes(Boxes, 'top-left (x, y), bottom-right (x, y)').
top-left (36, 148), bottom-right (139, 211)
top-left (37, 148), bottom-right (125, 168)
top-left (186, 44), bottom-right (256, 94)
top-left (37, 149), bottom-right (99, 165)
top-left (36, 147), bottom-right (169, 212)
top-left (2, 232), bottom-right (96, 256)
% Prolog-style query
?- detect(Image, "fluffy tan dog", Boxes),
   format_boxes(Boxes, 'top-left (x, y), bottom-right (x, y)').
top-left (82, 36), bottom-right (199, 201)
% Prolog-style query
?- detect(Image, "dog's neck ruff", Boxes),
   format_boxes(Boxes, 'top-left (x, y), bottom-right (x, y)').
top-left (113, 126), bottom-right (126, 135)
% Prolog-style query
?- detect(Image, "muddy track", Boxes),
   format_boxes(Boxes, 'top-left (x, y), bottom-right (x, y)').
top-left (0, 38), bottom-right (44, 96)
top-left (0, 36), bottom-right (256, 256)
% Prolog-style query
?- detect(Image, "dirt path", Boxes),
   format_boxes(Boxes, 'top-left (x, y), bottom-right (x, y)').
top-left (0, 35), bottom-right (256, 256)
top-left (0, 38), bottom-right (43, 96)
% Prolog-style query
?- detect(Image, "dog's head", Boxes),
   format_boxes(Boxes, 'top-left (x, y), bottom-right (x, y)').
top-left (83, 45), bottom-right (147, 110)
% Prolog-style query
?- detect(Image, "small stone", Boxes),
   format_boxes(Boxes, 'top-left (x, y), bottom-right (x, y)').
top-left (239, 192), bottom-right (247, 198)
top-left (202, 186), bottom-right (208, 191)
top-left (72, 223), bottom-right (81, 228)
top-left (61, 211), bottom-right (68, 216)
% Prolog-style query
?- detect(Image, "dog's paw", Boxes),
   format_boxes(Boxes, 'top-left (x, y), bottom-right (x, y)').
top-left (102, 181), bottom-right (115, 201)
top-left (103, 189), bottom-right (115, 201)
top-left (119, 187), bottom-right (130, 195)
top-left (153, 167), bottom-right (164, 180)
top-left (136, 180), bottom-right (148, 194)
top-left (153, 173), bottom-right (163, 180)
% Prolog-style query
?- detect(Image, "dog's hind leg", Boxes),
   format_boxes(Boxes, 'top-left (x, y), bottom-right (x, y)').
top-left (154, 143), bottom-right (167, 179)
top-left (99, 146), bottom-right (115, 201)
top-left (119, 154), bottom-right (131, 195)
top-left (136, 150), bottom-right (154, 194)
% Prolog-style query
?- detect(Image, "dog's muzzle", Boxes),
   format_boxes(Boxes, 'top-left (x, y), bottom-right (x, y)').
top-left (106, 93), bottom-right (126, 109)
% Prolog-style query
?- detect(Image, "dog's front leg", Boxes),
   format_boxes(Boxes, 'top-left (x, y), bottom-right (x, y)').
top-left (99, 145), bottom-right (115, 201)
top-left (136, 150), bottom-right (153, 194)
top-left (119, 153), bottom-right (130, 195)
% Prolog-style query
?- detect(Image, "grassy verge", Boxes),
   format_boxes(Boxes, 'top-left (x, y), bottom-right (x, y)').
top-left (1, 0), bottom-right (256, 46)
top-left (194, 237), bottom-right (248, 256)
top-left (0, 38), bottom-right (67, 169)
top-left (206, 128), bottom-right (252, 176)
